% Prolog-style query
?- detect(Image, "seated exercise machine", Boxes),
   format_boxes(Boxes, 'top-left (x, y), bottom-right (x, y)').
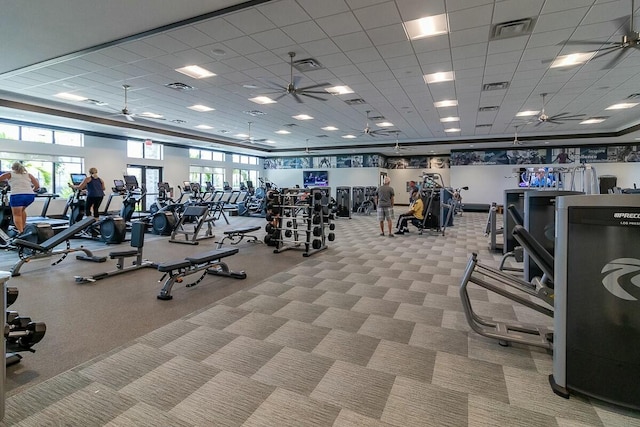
top-left (10, 217), bottom-right (106, 276)
top-left (216, 225), bottom-right (261, 249)
top-left (2, 273), bottom-right (47, 366)
top-left (459, 223), bottom-right (555, 350)
top-left (74, 221), bottom-right (156, 283)
top-left (498, 205), bottom-right (524, 272)
top-left (156, 248), bottom-right (246, 300)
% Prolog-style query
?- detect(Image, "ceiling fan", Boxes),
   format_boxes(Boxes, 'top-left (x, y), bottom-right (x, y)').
top-left (559, 0), bottom-right (639, 69)
top-left (111, 84), bottom-right (165, 122)
top-left (359, 111), bottom-right (393, 137)
top-left (526, 93), bottom-right (585, 126)
top-left (389, 131), bottom-right (410, 154)
top-left (237, 122), bottom-right (268, 145)
top-left (266, 52), bottom-right (331, 103)
top-left (513, 125), bottom-right (522, 145)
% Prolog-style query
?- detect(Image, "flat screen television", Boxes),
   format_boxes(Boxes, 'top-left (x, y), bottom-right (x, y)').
top-left (70, 173), bottom-right (86, 185)
top-left (303, 170), bottom-right (328, 188)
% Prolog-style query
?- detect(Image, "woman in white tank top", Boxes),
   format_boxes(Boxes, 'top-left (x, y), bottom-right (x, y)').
top-left (0, 161), bottom-right (40, 233)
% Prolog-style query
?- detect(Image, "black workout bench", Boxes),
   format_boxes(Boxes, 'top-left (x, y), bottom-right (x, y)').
top-left (216, 225), bottom-right (261, 248)
top-left (10, 217), bottom-right (106, 276)
top-left (156, 248), bottom-right (246, 300)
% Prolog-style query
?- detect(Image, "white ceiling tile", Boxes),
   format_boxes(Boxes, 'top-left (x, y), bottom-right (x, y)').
top-left (297, 0), bottom-right (350, 18)
top-left (356, 59), bottom-right (389, 73)
top-left (166, 26), bottom-right (217, 48)
top-left (223, 36), bottom-right (267, 55)
top-left (533, 7), bottom-right (590, 33)
top-left (314, 52), bottom-right (352, 68)
top-left (143, 34), bottom-right (191, 54)
top-left (194, 18), bottom-right (245, 42)
top-left (345, 47), bottom-right (383, 64)
top-left (352, 2), bottom-right (402, 30)
top-left (251, 29), bottom-right (296, 49)
top-left (396, 0), bottom-right (446, 21)
top-left (448, 4), bottom-right (494, 32)
top-left (449, 26), bottom-right (491, 47)
top-left (366, 24), bottom-right (407, 46)
top-left (299, 39), bottom-right (342, 57)
top-left (245, 51), bottom-right (284, 67)
top-left (259, 0), bottom-right (311, 26)
top-left (386, 54), bottom-right (419, 69)
top-left (224, 8), bottom-right (277, 34)
top-left (376, 41), bottom-right (415, 59)
top-left (315, 12), bottom-right (363, 37)
top-left (332, 32), bottom-right (374, 51)
top-left (416, 48), bottom-right (453, 66)
top-left (281, 21), bottom-right (327, 43)
top-left (487, 37), bottom-right (528, 54)
top-left (492, 0), bottom-right (545, 23)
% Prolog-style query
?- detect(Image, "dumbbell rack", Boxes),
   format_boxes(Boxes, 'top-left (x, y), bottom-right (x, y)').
top-left (269, 188), bottom-right (335, 257)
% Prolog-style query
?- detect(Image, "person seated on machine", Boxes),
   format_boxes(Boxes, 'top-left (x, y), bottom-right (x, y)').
top-left (394, 190), bottom-right (423, 235)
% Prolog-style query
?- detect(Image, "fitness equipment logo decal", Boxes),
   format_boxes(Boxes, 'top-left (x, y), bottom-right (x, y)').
top-left (601, 258), bottom-right (640, 301)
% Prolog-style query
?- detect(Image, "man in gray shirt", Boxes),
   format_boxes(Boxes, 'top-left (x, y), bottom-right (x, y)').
top-left (376, 176), bottom-right (395, 237)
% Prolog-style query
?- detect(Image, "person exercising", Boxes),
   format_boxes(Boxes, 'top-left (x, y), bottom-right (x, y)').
top-left (394, 190), bottom-right (424, 235)
top-left (72, 167), bottom-right (106, 218)
top-left (0, 161), bottom-right (40, 234)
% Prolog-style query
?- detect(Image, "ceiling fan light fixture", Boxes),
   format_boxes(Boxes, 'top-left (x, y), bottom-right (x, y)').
top-left (403, 14), bottom-right (449, 40)
top-left (424, 71), bottom-right (454, 84)
top-left (550, 52), bottom-right (595, 68)
top-left (292, 114), bottom-right (313, 120)
top-left (175, 65), bottom-right (216, 79)
top-left (249, 96), bottom-right (277, 105)
top-left (325, 85), bottom-right (353, 95)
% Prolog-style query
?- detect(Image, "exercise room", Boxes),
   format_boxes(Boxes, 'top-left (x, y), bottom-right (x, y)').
top-left (0, 0), bottom-right (639, 426)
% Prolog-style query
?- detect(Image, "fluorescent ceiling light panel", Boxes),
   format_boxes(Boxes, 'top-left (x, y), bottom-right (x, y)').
top-left (293, 114), bottom-right (313, 120)
top-left (325, 85), bottom-right (354, 95)
top-left (322, 126), bottom-right (339, 131)
top-left (275, 130), bottom-right (290, 134)
top-left (403, 14), bottom-right (449, 40)
top-left (188, 104), bottom-right (215, 112)
top-left (440, 116), bottom-right (459, 122)
top-left (549, 52), bottom-right (595, 68)
top-left (236, 133), bottom-right (249, 138)
top-left (342, 134), bottom-right (357, 139)
top-left (265, 140), bottom-right (276, 144)
top-left (54, 92), bottom-right (87, 101)
top-left (195, 124), bottom-right (213, 129)
top-left (434, 100), bottom-right (458, 108)
top-left (376, 122), bottom-right (394, 127)
top-left (249, 96), bottom-right (277, 105)
top-left (175, 65), bottom-right (216, 79)
top-left (139, 112), bottom-right (163, 119)
top-left (424, 71), bottom-right (455, 84)
top-left (606, 102), bottom-right (638, 110)
top-left (516, 110), bottom-right (539, 117)
top-left (444, 128), bottom-right (461, 132)
top-left (580, 117), bottom-right (607, 124)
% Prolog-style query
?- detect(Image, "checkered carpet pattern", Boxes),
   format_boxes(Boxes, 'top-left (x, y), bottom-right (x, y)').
top-left (3, 213), bottom-right (639, 426)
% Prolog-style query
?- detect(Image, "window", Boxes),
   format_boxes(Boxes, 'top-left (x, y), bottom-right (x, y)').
top-left (232, 169), bottom-right (259, 189)
top-left (127, 140), bottom-right (163, 160)
top-left (189, 166), bottom-right (225, 190)
top-left (21, 127), bottom-right (53, 143)
top-left (54, 131), bottom-right (83, 147)
top-left (189, 148), bottom-right (224, 161)
top-left (0, 123), bottom-right (19, 140)
top-left (232, 154), bottom-right (258, 165)
top-left (0, 154), bottom-right (84, 197)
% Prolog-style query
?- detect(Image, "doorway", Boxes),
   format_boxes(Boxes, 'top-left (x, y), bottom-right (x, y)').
top-left (126, 165), bottom-right (162, 212)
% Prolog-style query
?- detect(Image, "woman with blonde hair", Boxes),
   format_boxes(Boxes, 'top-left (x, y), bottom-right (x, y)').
top-left (71, 167), bottom-right (106, 218)
top-left (0, 162), bottom-right (40, 233)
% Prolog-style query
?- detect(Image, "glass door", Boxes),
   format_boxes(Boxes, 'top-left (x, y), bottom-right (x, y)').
top-left (126, 165), bottom-right (162, 212)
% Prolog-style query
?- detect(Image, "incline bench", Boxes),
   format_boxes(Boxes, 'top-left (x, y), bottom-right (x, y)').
top-left (10, 217), bottom-right (106, 276)
top-left (156, 248), bottom-right (246, 300)
top-left (216, 225), bottom-right (261, 248)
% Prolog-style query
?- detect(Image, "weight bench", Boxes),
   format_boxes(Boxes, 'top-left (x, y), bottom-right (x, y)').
top-left (156, 248), bottom-right (246, 300)
top-left (10, 217), bottom-right (106, 276)
top-left (216, 225), bottom-right (261, 248)
top-left (75, 222), bottom-right (156, 283)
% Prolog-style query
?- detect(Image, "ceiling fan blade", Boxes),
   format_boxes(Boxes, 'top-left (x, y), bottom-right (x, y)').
top-left (273, 92), bottom-right (289, 101)
top-left (546, 120), bottom-right (564, 125)
top-left (292, 93), bottom-right (304, 103)
top-left (298, 90), bottom-right (330, 94)
top-left (300, 93), bottom-right (328, 102)
top-left (601, 47), bottom-right (629, 69)
top-left (266, 81), bottom-right (287, 91)
top-left (558, 40), bottom-right (619, 47)
top-left (590, 45), bottom-right (623, 61)
top-left (297, 82), bottom-right (331, 91)
top-left (550, 112), bottom-right (585, 119)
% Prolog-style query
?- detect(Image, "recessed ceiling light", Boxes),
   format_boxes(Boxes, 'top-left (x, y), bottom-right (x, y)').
top-left (376, 121), bottom-right (394, 127)
top-left (265, 140), bottom-right (276, 144)
top-left (139, 112), bottom-right (163, 119)
top-left (424, 71), bottom-right (455, 84)
top-left (275, 130), bottom-right (290, 135)
top-left (403, 14), bottom-right (449, 40)
top-left (249, 96), bottom-right (277, 105)
top-left (195, 124), bottom-right (213, 129)
top-left (444, 128), bottom-right (461, 132)
top-left (236, 133), bottom-right (249, 138)
top-left (550, 52), bottom-right (595, 68)
top-left (606, 102), bottom-right (638, 110)
top-left (342, 134), bottom-right (357, 139)
top-left (54, 92), bottom-right (88, 101)
top-left (322, 126), bottom-right (339, 131)
top-left (293, 114), bottom-right (313, 120)
top-left (188, 104), bottom-right (215, 112)
top-left (580, 117), bottom-right (607, 124)
top-left (175, 65), bottom-right (216, 79)
top-left (325, 85), bottom-right (354, 95)
top-left (440, 116), bottom-right (459, 122)
top-left (516, 110), bottom-right (539, 117)
top-left (434, 100), bottom-right (458, 108)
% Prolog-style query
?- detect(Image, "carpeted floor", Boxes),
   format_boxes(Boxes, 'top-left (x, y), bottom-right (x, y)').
top-left (1, 212), bottom-right (639, 426)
